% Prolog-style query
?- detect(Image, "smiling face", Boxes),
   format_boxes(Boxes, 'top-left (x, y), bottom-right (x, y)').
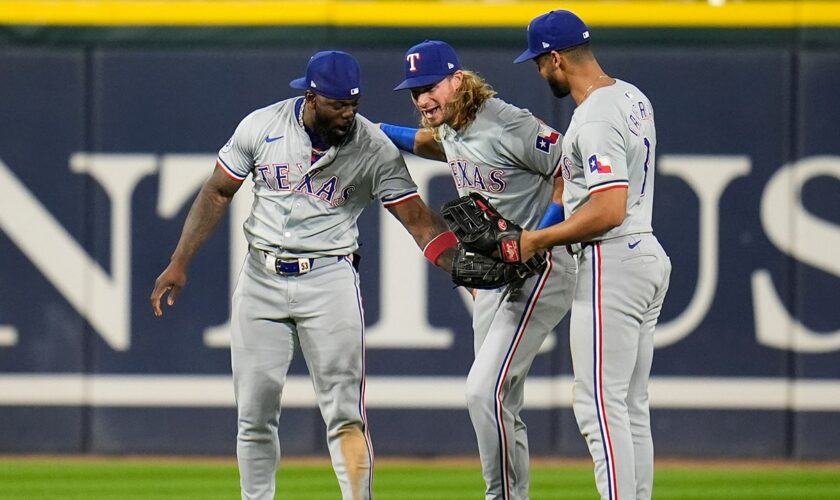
top-left (307, 92), bottom-right (360, 146)
top-left (409, 72), bottom-right (463, 128)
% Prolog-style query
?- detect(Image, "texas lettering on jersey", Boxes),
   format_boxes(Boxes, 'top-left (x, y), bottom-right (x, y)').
top-left (255, 162), bottom-right (355, 207)
top-left (448, 158), bottom-right (507, 193)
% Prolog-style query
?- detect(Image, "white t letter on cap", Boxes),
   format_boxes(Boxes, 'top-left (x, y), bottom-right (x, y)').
top-left (407, 53), bottom-right (421, 72)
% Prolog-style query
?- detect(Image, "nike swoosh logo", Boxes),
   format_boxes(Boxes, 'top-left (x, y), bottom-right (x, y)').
top-left (628, 240), bottom-right (641, 249)
top-left (265, 135), bottom-right (285, 143)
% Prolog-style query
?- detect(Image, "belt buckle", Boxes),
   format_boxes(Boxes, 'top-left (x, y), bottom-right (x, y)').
top-left (276, 257), bottom-right (312, 275)
top-left (264, 254), bottom-right (312, 275)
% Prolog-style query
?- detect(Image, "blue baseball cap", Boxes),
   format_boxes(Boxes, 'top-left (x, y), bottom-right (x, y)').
top-left (513, 10), bottom-right (591, 64)
top-left (393, 40), bottom-right (462, 91)
top-left (289, 50), bottom-right (362, 100)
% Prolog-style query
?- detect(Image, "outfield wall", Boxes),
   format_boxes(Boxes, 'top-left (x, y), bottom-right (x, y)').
top-left (1, 2), bottom-right (839, 458)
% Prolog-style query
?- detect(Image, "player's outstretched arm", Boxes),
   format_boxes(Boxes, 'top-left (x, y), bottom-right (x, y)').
top-left (387, 197), bottom-right (457, 272)
top-left (413, 129), bottom-right (446, 161)
top-left (151, 167), bottom-right (243, 317)
top-left (379, 123), bottom-right (446, 161)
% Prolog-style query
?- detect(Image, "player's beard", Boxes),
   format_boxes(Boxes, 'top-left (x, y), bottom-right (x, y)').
top-left (547, 75), bottom-right (571, 99)
top-left (313, 106), bottom-right (355, 147)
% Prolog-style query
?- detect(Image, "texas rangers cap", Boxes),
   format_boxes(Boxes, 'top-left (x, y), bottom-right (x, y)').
top-left (393, 40), bottom-right (462, 91)
top-left (513, 10), bottom-right (590, 64)
top-left (289, 50), bottom-right (362, 100)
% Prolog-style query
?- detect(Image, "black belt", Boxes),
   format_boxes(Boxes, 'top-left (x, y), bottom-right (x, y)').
top-left (565, 241), bottom-right (595, 255)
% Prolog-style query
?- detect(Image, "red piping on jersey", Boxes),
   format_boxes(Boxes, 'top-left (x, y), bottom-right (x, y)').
top-left (215, 160), bottom-right (245, 182)
top-left (589, 183), bottom-right (628, 195)
top-left (349, 264), bottom-right (375, 497)
top-left (381, 192), bottom-right (420, 207)
top-left (593, 243), bottom-right (619, 500)
top-left (493, 250), bottom-right (553, 499)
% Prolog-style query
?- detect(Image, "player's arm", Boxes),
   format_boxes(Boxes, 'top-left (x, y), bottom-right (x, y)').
top-left (387, 197), bottom-right (457, 272)
top-left (550, 176), bottom-right (564, 204)
top-left (413, 128), bottom-right (446, 161)
top-left (523, 120), bottom-right (629, 259)
top-left (537, 176), bottom-right (566, 229)
top-left (150, 166), bottom-right (243, 316)
top-left (521, 186), bottom-right (627, 261)
top-left (379, 123), bottom-right (446, 161)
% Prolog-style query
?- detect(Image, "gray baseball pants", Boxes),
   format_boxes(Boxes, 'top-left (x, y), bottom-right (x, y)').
top-left (230, 249), bottom-right (373, 500)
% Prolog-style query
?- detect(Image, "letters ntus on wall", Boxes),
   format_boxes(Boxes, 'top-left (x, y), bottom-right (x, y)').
top-left (0, 47), bottom-right (838, 457)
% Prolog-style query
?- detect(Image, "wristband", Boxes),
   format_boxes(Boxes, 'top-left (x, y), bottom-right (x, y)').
top-left (380, 123), bottom-right (418, 152)
top-left (537, 202), bottom-right (565, 229)
top-left (423, 231), bottom-right (458, 265)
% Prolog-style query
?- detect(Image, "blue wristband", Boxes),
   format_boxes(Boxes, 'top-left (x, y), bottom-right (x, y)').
top-left (380, 123), bottom-right (418, 152)
top-left (537, 202), bottom-right (565, 229)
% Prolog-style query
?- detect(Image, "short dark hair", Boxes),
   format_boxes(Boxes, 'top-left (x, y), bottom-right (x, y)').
top-left (558, 43), bottom-right (593, 63)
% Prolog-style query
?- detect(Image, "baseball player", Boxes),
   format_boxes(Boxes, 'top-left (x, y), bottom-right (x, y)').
top-left (150, 50), bottom-right (456, 500)
top-left (514, 11), bottom-right (672, 500)
top-left (380, 40), bottom-right (576, 500)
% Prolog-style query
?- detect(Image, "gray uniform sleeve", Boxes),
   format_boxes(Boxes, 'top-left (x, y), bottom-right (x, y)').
top-left (576, 120), bottom-right (630, 194)
top-left (217, 113), bottom-right (257, 181)
top-left (371, 142), bottom-right (419, 207)
top-left (497, 109), bottom-right (563, 177)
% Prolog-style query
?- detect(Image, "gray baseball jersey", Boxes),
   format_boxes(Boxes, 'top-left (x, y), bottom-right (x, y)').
top-left (219, 97), bottom-right (419, 500)
top-left (436, 97), bottom-right (576, 500)
top-left (560, 80), bottom-right (671, 500)
top-left (218, 97), bottom-right (419, 257)
top-left (438, 97), bottom-right (563, 229)
top-left (558, 79), bottom-right (655, 238)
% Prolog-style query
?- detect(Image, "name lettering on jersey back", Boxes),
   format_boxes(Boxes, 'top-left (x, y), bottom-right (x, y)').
top-left (627, 99), bottom-right (654, 137)
top-left (448, 159), bottom-right (506, 193)
top-left (257, 162), bottom-right (354, 207)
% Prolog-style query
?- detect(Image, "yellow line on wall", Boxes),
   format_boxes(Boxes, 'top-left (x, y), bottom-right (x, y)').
top-left (1, 1), bottom-right (840, 28)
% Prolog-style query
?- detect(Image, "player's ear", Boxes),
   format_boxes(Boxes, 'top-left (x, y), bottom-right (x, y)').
top-left (550, 51), bottom-right (565, 70)
top-left (450, 70), bottom-right (464, 91)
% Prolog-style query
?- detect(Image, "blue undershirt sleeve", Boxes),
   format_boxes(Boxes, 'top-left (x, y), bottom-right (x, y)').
top-left (537, 202), bottom-right (565, 229)
top-left (379, 123), bottom-right (418, 153)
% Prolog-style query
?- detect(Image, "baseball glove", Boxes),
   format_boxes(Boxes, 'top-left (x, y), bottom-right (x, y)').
top-left (451, 245), bottom-right (523, 289)
top-left (441, 192), bottom-right (525, 263)
top-left (451, 245), bottom-right (548, 290)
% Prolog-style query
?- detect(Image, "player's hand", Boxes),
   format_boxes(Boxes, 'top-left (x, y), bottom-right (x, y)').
top-left (150, 263), bottom-right (188, 317)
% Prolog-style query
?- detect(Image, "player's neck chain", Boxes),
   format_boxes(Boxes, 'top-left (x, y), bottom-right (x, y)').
top-left (582, 75), bottom-right (611, 102)
top-left (297, 99), bottom-right (305, 127)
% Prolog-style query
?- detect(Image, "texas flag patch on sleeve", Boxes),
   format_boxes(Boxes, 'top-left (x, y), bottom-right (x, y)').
top-left (588, 154), bottom-right (613, 175)
top-left (534, 127), bottom-right (560, 154)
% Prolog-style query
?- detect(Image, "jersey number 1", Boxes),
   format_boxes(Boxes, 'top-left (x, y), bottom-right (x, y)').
top-left (641, 137), bottom-right (651, 196)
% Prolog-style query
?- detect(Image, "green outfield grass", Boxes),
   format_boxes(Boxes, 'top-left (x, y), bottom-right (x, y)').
top-left (0, 458), bottom-right (838, 499)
